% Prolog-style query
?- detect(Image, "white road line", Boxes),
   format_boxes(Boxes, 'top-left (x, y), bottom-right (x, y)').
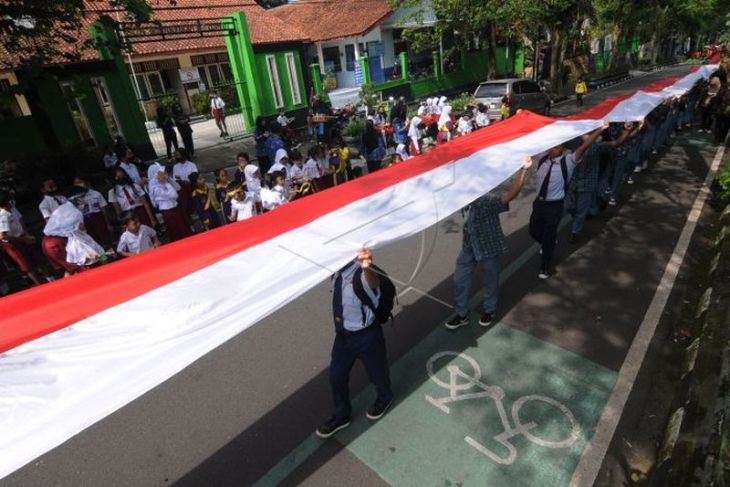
top-left (570, 142), bottom-right (726, 487)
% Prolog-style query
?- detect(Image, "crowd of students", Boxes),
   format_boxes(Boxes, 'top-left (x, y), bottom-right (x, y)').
top-left (1, 65), bottom-right (728, 296)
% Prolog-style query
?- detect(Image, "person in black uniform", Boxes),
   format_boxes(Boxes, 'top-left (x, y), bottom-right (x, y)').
top-left (316, 248), bottom-right (394, 438)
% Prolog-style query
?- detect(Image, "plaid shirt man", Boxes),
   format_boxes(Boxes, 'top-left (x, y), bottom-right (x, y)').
top-left (462, 194), bottom-right (509, 261)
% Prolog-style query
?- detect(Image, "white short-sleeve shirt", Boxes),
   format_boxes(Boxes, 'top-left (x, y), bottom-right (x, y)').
top-left (173, 160), bottom-right (198, 182)
top-left (338, 261), bottom-right (381, 332)
top-left (108, 184), bottom-right (146, 211)
top-left (77, 189), bottom-right (108, 216)
top-left (117, 225), bottom-right (157, 255)
top-left (0, 207), bottom-right (24, 238)
top-left (231, 196), bottom-right (254, 221)
top-left (39, 195), bottom-right (67, 220)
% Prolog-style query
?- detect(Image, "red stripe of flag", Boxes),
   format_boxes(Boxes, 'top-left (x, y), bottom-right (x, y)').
top-left (0, 111), bottom-right (554, 353)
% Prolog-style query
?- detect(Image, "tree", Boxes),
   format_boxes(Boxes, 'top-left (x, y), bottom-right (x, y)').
top-left (0, 1), bottom-right (161, 69)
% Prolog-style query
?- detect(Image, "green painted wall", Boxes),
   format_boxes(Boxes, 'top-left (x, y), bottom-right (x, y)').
top-left (374, 48), bottom-right (524, 100)
top-left (89, 20), bottom-right (154, 157)
top-left (254, 50), bottom-right (307, 117)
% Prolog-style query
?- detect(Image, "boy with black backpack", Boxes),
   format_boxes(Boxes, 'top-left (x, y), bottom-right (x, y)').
top-left (316, 248), bottom-right (397, 439)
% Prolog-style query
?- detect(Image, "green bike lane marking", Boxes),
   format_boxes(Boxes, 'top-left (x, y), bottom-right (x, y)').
top-left (337, 322), bottom-right (616, 487)
top-left (254, 217), bottom-right (615, 487)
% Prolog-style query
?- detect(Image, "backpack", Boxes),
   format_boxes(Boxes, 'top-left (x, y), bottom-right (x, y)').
top-left (352, 264), bottom-right (397, 326)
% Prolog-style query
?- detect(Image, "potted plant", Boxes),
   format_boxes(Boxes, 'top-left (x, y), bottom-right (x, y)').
top-left (342, 118), bottom-right (365, 147)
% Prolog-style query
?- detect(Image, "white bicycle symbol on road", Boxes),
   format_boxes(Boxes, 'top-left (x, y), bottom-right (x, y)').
top-left (425, 351), bottom-right (582, 465)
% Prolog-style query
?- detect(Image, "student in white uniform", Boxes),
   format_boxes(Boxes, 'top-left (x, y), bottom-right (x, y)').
top-left (289, 149), bottom-right (306, 184)
top-left (38, 178), bottom-right (68, 221)
top-left (117, 215), bottom-right (160, 257)
top-left (457, 112), bottom-right (474, 136)
top-left (261, 171), bottom-right (290, 210)
top-left (475, 103), bottom-right (491, 128)
top-left (108, 167), bottom-right (156, 228)
top-left (303, 146), bottom-right (323, 180)
top-left (149, 167), bottom-right (191, 241)
top-left (119, 149), bottom-right (144, 185)
top-left (229, 186), bottom-right (256, 222)
top-left (408, 116), bottom-right (424, 155)
top-left (172, 151), bottom-right (198, 182)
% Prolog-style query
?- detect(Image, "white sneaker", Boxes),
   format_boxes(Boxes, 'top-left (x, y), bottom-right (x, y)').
top-left (538, 270), bottom-right (550, 280)
top-left (608, 198), bottom-right (617, 206)
top-left (633, 165), bottom-right (642, 173)
top-left (627, 177), bottom-right (635, 185)
top-left (641, 161), bottom-right (649, 170)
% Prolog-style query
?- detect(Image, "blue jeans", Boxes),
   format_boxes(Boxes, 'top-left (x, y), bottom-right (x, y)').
top-left (565, 188), bottom-right (595, 234)
top-left (330, 325), bottom-right (392, 420)
top-left (453, 246), bottom-right (500, 317)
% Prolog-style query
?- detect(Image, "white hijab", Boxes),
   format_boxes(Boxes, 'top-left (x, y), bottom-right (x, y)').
top-left (146, 162), bottom-right (166, 193)
top-left (244, 164), bottom-right (261, 193)
top-left (438, 105), bottom-right (453, 127)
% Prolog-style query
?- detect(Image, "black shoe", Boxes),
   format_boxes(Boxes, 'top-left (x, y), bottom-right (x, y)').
top-left (478, 313), bottom-right (494, 327)
top-left (366, 398), bottom-right (393, 420)
top-left (316, 416), bottom-right (351, 438)
top-left (569, 232), bottom-right (580, 244)
top-left (445, 314), bottom-right (469, 330)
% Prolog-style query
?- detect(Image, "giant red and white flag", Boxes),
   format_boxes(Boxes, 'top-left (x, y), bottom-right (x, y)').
top-left (0, 64), bottom-right (718, 479)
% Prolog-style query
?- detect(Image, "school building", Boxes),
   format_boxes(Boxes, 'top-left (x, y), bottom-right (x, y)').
top-left (0, 0), bottom-right (311, 165)
top-left (271, 0), bottom-right (525, 107)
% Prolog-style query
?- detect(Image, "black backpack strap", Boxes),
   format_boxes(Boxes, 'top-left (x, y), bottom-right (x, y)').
top-left (352, 267), bottom-right (377, 315)
top-left (538, 154), bottom-right (550, 168)
top-left (560, 155), bottom-right (569, 193)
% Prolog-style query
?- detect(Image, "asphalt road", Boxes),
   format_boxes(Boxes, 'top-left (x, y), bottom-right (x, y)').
top-left (2, 65), bottom-right (717, 487)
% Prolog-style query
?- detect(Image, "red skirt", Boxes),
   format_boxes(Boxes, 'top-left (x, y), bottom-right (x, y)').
top-left (42, 236), bottom-right (80, 272)
top-left (84, 212), bottom-right (112, 248)
top-left (178, 181), bottom-right (193, 215)
top-left (132, 205), bottom-right (154, 227)
top-left (1, 240), bottom-right (37, 273)
top-left (161, 207), bottom-right (192, 241)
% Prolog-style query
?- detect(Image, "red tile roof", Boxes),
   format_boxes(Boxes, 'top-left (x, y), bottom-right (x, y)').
top-left (2, 0), bottom-right (309, 69)
top-left (269, 0), bottom-right (393, 43)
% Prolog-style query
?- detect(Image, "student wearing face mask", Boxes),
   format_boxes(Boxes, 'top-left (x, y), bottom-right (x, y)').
top-left (38, 178), bottom-right (67, 222)
top-left (108, 168), bottom-right (156, 228)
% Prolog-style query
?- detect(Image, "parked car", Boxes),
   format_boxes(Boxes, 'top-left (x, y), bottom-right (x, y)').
top-left (473, 79), bottom-right (551, 120)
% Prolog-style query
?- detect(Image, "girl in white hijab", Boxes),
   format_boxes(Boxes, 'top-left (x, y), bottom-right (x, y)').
top-left (244, 164), bottom-right (262, 194)
top-left (437, 104), bottom-right (453, 143)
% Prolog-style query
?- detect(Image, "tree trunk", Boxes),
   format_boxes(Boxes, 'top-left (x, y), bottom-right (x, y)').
top-left (487, 23), bottom-right (497, 79)
top-left (609, 23), bottom-right (623, 71)
top-left (649, 30), bottom-right (659, 64)
top-left (550, 29), bottom-right (562, 93)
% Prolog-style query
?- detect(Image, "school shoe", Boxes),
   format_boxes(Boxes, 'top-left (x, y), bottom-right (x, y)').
top-left (633, 165), bottom-right (642, 173)
top-left (641, 160), bottom-right (649, 171)
top-left (627, 176), bottom-right (635, 185)
top-left (445, 315), bottom-right (470, 330)
top-left (316, 416), bottom-right (351, 438)
top-left (538, 270), bottom-right (551, 280)
top-left (608, 197), bottom-right (617, 206)
top-left (366, 398), bottom-right (393, 420)
top-left (479, 313), bottom-right (494, 327)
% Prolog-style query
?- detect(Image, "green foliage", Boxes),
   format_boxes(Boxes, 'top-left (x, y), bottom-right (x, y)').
top-left (359, 83), bottom-right (380, 111)
top-left (449, 92), bottom-right (474, 113)
top-left (343, 118), bottom-right (366, 138)
top-left (0, 0), bottom-right (165, 69)
top-left (190, 92), bottom-right (209, 115)
top-left (718, 162), bottom-right (730, 201)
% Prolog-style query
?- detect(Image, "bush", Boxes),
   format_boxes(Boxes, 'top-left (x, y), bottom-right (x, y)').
top-left (190, 92), bottom-right (209, 115)
top-left (717, 162), bottom-right (730, 200)
top-left (343, 118), bottom-right (366, 137)
top-left (449, 92), bottom-right (474, 113)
